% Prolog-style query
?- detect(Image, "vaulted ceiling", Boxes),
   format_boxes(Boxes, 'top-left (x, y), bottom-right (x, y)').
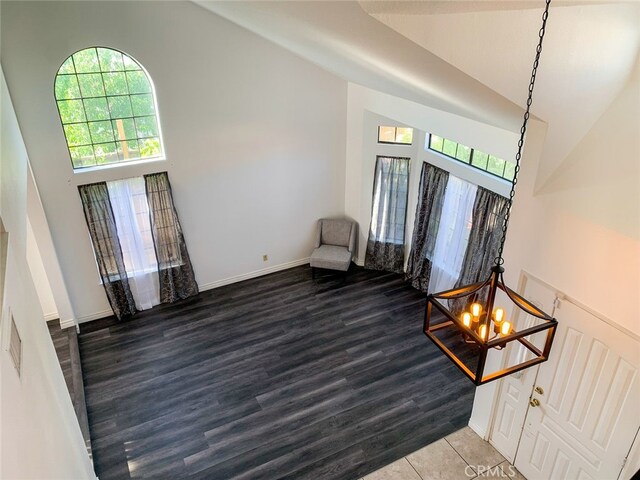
top-left (195, 1), bottom-right (639, 189)
top-left (194, 1), bottom-right (525, 131)
top-left (363, 0), bottom-right (640, 189)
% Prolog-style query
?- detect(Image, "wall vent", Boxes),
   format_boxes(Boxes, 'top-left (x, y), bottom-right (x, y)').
top-left (9, 314), bottom-right (22, 376)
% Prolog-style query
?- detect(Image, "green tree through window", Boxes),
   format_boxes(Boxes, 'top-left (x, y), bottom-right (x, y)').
top-left (428, 134), bottom-right (515, 181)
top-left (55, 47), bottom-right (163, 169)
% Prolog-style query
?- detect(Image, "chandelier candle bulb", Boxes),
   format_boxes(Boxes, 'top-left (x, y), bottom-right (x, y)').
top-left (471, 303), bottom-right (482, 317)
top-left (501, 321), bottom-right (512, 335)
top-left (462, 312), bottom-right (472, 328)
top-left (479, 324), bottom-right (487, 341)
top-left (494, 308), bottom-right (505, 324)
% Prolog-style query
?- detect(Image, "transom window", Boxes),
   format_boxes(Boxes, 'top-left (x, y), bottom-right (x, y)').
top-left (428, 134), bottom-right (515, 181)
top-left (378, 126), bottom-right (414, 145)
top-left (55, 47), bottom-right (163, 170)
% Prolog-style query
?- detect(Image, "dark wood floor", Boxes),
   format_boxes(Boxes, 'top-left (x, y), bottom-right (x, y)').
top-left (79, 266), bottom-right (476, 479)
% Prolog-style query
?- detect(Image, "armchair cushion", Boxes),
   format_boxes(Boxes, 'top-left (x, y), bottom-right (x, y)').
top-left (310, 245), bottom-right (352, 271)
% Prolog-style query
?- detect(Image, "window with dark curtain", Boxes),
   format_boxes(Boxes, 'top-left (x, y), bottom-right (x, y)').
top-left (78, 182), bottom-right (137, 320)
top-left (405, 163), bottom-right (449, 292)
top-left (450, 186), bottom-right (508, 316)
top-left (78, 173), bottom-right (199, 319)
top-left (365, 156), bottom-right (410, 273)
top-left (144, 172), bottom-right (198, 303)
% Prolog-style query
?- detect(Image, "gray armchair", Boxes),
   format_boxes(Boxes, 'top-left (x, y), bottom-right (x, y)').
top-left (310, 218), bottom-right (358, 277)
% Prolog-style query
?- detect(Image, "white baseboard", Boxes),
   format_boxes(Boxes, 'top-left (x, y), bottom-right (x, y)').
top-left (77, 309), bottom-right (113, 324)
top-left (199, 258), bottom-right (310, 292)
top-left (59, 317), bottom-right (77, 329)
top-left (468, 419), bottom-right (487, 439)
top-left (43, 312), bottom-right (59, 321)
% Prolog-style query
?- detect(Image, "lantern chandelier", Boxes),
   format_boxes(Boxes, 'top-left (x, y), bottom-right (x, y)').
top-left (424, 0), bottom-right (557, 386)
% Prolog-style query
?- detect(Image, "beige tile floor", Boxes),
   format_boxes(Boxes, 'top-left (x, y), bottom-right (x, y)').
top-left (362, 427), bottom-right (527, 480)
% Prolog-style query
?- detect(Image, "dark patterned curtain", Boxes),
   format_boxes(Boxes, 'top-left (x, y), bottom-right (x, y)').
top-left (450, 186), bottom-right (508, 315)
top-left (365, 156), bottom-right (410, 273)
top-left (405, 163), bottom-right (449, 292)
top-left (78, 182), bottom-right (136, 320)
top-left (144, 172), bottom-right (199, 303)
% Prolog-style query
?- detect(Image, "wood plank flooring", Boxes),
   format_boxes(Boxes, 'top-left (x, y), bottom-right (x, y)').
top-left (79, 265), bottom-right (476, 479)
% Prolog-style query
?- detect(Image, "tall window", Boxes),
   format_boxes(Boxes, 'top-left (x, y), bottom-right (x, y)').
top-left (79, 172), bottom-right (197, 318)
top-left (428, 175), bottom-right (477, 293)
top-left (365, 156), bottom-right (410, 273)
top-left (428, 134), bottom-right (515, 181)
top-left (55, 47), bottom-right (163, 170)
top-left (370, 156), bottom-right (410, 244)
top-left (106, 177), bottom-right (159, 277)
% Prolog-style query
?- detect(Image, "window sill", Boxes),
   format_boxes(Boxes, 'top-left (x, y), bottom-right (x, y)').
top-left (73, 156), bottom-right (166, 175)
top-left (377, 141), bottom-right (413, 146)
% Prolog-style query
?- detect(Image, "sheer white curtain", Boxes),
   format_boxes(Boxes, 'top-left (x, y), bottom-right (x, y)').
top-left (428, 175), bottom-right (477, 294)
top-left (107, 177), bottom-right (160, 311)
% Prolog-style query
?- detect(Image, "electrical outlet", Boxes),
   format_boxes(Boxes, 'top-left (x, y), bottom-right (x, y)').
top-left (263, 254), bottom-right (268, 262)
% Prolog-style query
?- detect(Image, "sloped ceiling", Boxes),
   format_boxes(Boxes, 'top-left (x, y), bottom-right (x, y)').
top-left (194, 1), bottom-right (638, 191)
top-left (193, 1), bottom-right (524, 132)
top-left (363, 1), bottom-right (640, 190)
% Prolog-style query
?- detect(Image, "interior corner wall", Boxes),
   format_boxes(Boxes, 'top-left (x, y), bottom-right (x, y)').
top-left (26, 163), bottom-right (77, 327)
top-left (0, 68), bottom-right (94, 479)
top-left (25, 217), bottom-right (57, 320)
top-left (1, 1), bottom-right (347, 322)
top-left (535, 76), bottom-right (640, 241)
top-left (345, 83), bottom-right (520, 265)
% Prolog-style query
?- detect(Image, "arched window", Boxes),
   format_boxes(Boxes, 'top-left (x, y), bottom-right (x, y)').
top-left (55, 47), bottom-right (163, 170)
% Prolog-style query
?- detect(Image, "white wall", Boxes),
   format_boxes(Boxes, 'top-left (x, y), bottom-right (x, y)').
top-left (26, 162), bottom-right (77, 328)
top-left (25, 217), bottom-right (57, 320)
top-left (536, 67), bottom-right (640, 240)
top-left (1, 1), bottom-right (348, 322)
top-left (0, 68), bottom-right (94, 479)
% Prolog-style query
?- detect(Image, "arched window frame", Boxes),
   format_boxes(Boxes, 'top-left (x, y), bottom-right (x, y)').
top-left (54, 46), bottom-right (165, 171)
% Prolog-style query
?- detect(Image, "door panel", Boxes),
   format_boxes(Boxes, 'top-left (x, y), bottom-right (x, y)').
top-left (515, 299), bottom-right (640, 480)
top-left (489, 275), bottom-right (556, 462)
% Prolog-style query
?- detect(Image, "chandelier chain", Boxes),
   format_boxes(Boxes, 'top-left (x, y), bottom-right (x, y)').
top-left (495, 0), bottom-right (551, 266)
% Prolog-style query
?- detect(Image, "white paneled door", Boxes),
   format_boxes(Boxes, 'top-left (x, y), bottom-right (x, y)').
top-left (515, 298), bottom-right (640, 480)
top-left (489, 276), bottom-right (557, 463)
